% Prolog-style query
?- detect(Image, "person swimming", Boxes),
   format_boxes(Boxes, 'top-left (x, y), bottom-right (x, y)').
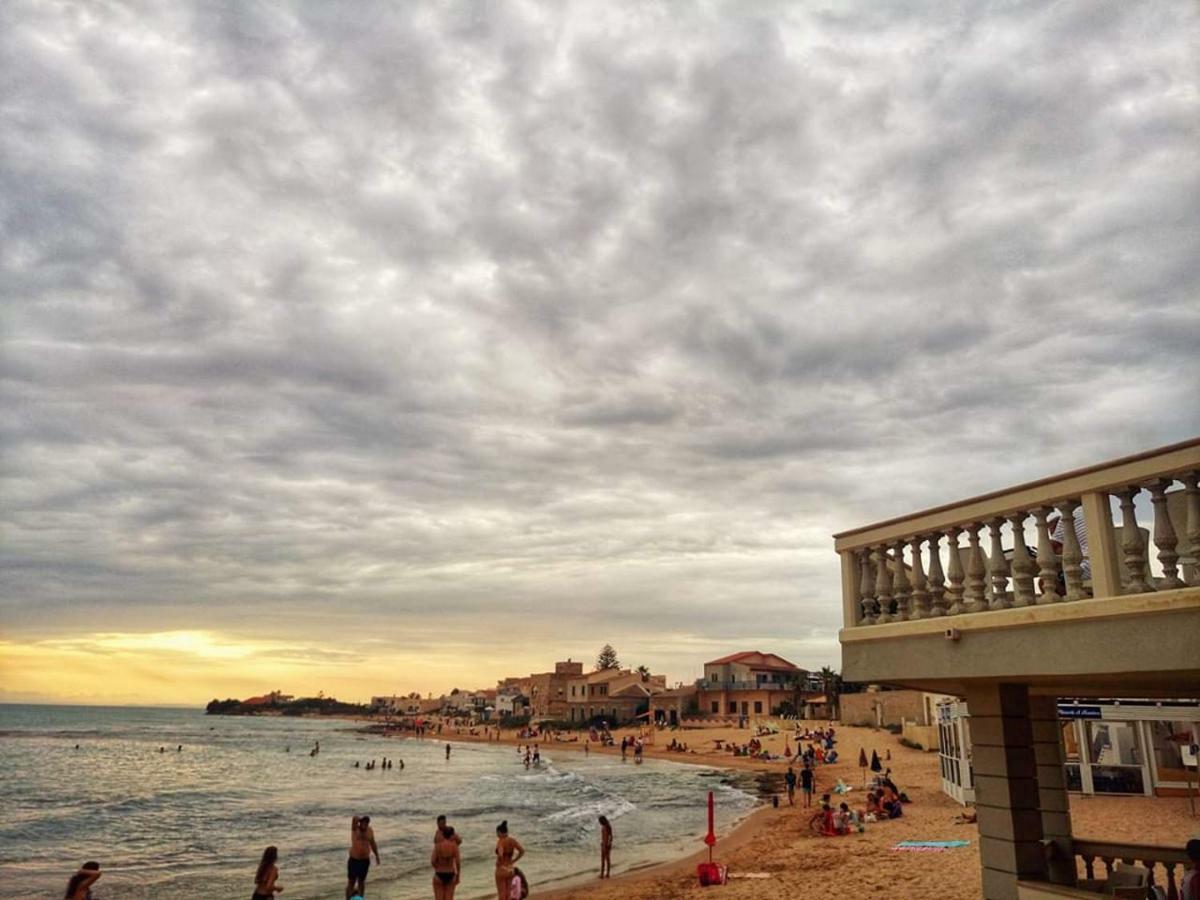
top-left (64, 861), bottom-right (101, 900)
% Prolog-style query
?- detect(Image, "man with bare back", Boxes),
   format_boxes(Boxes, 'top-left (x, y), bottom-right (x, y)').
top-left (347, 815), bottom-right (380, 898)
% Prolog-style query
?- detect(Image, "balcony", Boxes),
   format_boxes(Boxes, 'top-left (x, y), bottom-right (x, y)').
top-left (695, 680), bottom-right (797, 692)
top-left (835, 438), bottom-right (1200, 695)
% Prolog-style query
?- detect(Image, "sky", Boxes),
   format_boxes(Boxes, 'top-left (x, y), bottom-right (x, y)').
top-left (2, 1), bottom-right (1198, 706)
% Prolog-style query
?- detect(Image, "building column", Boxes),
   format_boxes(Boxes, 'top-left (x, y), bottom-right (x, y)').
top-left (965, 683), bottom-right (1048, 900)
top-left (1029, 694), bottom-right (1076, 885)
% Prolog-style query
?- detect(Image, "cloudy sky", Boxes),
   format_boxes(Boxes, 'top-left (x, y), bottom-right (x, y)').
top-left (2, 1), bottom-right (1198, 705)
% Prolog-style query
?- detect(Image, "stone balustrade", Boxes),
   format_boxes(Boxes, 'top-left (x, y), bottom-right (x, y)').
top-left (1073, 838), bottom-right (1191, 900)
top-left (835, 439), bottom-right (1200, 629)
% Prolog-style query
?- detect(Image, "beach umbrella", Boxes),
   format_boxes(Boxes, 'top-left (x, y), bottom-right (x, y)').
top-left (870, 749), bottom-right (882, 773)
top-left (704, 790), bottom-right (717, 861)
top-left (859, 747), bottom-right (868, 784)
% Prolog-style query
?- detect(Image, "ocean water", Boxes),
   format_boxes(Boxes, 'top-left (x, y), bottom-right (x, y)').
top-left (0, 705), bottom-right (756, 899)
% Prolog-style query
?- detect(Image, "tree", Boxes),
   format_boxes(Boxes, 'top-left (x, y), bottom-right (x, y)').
top-left (819, 666), bottom-right (843, 717)
top-left (636, 664), bottom-right (651, 681)
top-left (596, 644), bottom-right (620, 670)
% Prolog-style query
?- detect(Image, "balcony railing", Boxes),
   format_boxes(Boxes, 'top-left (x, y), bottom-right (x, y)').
top-left (834, 439), bottom-right (1200, 629)
top-left (694, 680), bottom-right (797, 691)
top-left (1074, 838), bottom-right (1190, 900)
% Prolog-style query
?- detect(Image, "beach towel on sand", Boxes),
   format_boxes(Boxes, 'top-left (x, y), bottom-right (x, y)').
top-left (892, 840), bottom-right (970, 852)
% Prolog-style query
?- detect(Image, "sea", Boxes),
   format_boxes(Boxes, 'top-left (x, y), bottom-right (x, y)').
top-left (0, 705), bottom-right (757, 899)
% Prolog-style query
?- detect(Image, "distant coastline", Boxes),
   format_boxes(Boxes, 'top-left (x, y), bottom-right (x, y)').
top-left (204, 696), bottom-right (373, 717)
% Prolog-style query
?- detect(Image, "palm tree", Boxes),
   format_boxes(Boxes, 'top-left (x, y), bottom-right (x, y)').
top-left (819, 666), bottom-right (842, 719)
top-left (636, 665), bottom-right (651, 681)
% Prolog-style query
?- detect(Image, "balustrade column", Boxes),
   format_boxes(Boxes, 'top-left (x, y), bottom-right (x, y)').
top-left (1009, 512), bottom-right (1036, 607)
top-left (1057, 501), bottom-right (1086, 601)
top-left (988, 518), bottom-right (1012, 610)
top-left (1116, 488), bottom-right (1153, 594)
top-left (1033, 507), bottom-right (1061, 603)
top-left (1149, 479), bottom-right (1184, 590)
top-left (1185, 472), bottom-right (1200, 587)
top-left (859, 550), bottom-right (878, 625)
top-left (909, 535), bottom-right (929, 620)
top-left (946, 527), bottom-right (966, 615)
top-left (926, 534), bottom-right (947, 617)
top-left (964, 523), bottom-right (988, 613)
top-left (874, 546), bottom-right (893, 624)
top-left (892, 540), bottom-right (911, 622)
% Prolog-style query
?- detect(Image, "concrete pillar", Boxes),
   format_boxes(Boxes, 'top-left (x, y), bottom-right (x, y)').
top-left (965, 683), bottom-right (1048, 900)
top-left (1029, 694), bottom-right (1076, 886)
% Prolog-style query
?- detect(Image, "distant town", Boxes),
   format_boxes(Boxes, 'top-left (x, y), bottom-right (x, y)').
top-left (205, 646), bottom-right (843, 726)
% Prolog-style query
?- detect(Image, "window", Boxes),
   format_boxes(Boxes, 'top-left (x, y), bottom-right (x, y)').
top-left (710, 673), bottom-right (718, 683)
top-left (1149, 721), bottom-right (1199, 785)
top-left (741, 701), bottom-right (748, 715)
top-left (754, 701), bottom-right (763, 714)
top-left (728, 702), bottom-right (737, 714)
top-left (711, 701), bottom-right (719, 713)
top-left (600, 685), bottom-right (607, 696)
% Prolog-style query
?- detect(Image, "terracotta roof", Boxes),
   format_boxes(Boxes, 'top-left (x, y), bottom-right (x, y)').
top-left (704, 651), bottom-right (803, 672)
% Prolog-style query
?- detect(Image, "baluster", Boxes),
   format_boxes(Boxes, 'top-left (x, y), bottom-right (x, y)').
top-left (988, 517), bottom-right (1012, 610)
top-left (909, 536), bottom-right (929, 620)
top-left (1009, 512), bottom-right (1036, 607)
top-left (1082, 854), bottom-right (1095, 880)
top-left (1101, 855), bottom-right (1114, 878)
top-left (1116, 487), bottom-right (1153, 593)
top-left (1149, 479), bottom-right (1185, 590)
top-left (874, 546), bottom-right (893, 624)
top-left (1184, 472), bottom-right (1200, 587)
top-left (964, 523), bottom-right (987, 613)
top-left (946, 527), bottom-right (965, 615)
top-left (1058, 500), bottom-right (1086, 601)
top-left (926, 534), bottom-right (946, 617)
top-left (1034, 507), bottom-right (1061, 603)
top-left (1143, 859), bottom-right (1157, 895)
top-left (1164, 861), bottom-right (1178, 900)
top-left (892, 540), bottom-right (911, 621)
top-left (859, 550), bottom-right (878, 625)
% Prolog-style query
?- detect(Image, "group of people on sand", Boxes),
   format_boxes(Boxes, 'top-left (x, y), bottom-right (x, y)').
top-left (664, 738), bottom-right (691, 753)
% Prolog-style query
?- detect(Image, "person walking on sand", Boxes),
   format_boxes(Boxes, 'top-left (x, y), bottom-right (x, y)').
top-left (253, 846), bottom-right (283, 899)
top-left (800, 763), bottom-right (815, 808)
top-left (431, 825), bottom-right (461, 900)
top-left (445, 743), bottom-right (451, 761)
top-left (64, 861), bottom-right (101, 900)
top-left (784, 766), bottom-right (797, 806)
top-left (347, 815), bottom-right (380, 899)
top-left (598, 815), bottom-right (613, 878)
top-left (494, 820), bottom-right (524, 900)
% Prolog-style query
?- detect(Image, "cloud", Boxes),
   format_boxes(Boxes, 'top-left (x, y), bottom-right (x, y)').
top-left (1, 0), bottom-right (1198, 701)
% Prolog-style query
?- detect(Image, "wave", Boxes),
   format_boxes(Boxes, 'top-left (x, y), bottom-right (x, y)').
top-left (543, 795), bottom-right (636, 824)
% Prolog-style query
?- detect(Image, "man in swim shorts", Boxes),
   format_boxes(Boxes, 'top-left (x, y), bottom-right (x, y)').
top-left (347, 815), bottom-right (380, 898)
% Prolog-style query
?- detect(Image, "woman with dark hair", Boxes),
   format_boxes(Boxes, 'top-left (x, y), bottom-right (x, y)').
top-left (494, 820), bottom-right (524, 900)
top-left (431, 826), bottom-right (461, 900)
top-left (65, 862), bottom-right (101, 900)
top-left (252, 846), bottom-right (283, 899)
top-left (598, 815), bottom-right (613, 878)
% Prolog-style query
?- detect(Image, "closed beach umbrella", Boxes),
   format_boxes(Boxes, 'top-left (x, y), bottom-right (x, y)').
top-left (870, 749), bottom-right (882, 773)
top-left (859, 747), bottom-right (869, 784)
top-left (704, 790), bottom-right (716, 859)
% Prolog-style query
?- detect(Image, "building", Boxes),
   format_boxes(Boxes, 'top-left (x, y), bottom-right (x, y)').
top-left (370, 694), bottom-right (421, 715)
top-left (937, 697), bottom-right (1200, 806)
top-left (242, 690), bottom-right (294, 707)
top-left (834, 438), bottom-right (1200, 899)
top-left (496, 690), bottom-right (528, 718)
top-left (695, 651), bottom-right (808, 719)
top-left (649, 684), bottom-right (699, 725)
top-left (566, 668), bottom-right (666, 724)
top-left (498, 660), bottom-right (583, 720)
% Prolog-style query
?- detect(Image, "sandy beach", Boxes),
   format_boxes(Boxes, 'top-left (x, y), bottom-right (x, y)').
top-left (404, 720), bottom-right (1200, 899)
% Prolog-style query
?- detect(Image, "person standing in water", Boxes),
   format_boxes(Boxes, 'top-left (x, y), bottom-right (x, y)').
top-left (493, 820), bottom-right (524, 900)
top-left (431, 825), bottom-right (461, 900)
top-left (64, 862), bottom-right (101, 900)
top-left (252, 846), bottom-right (283, 899)
top-left (598, 815), bottom-right (613, 879)
top-left (445, 743), bottom-right (451, 760)
top-left (347, 815), bottom-right (380, 899)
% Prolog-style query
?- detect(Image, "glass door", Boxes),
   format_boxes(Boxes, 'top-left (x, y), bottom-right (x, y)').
top-left (1085, 721), bottom-right (1148, 795)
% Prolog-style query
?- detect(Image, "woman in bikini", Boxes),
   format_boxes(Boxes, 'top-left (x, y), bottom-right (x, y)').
top-left (598, 815), bottom-right (613, 878)
top-left (494, 820), bottom-right (525, 900)
top-left (431, 826), bottom-right (461, 900)
top-left (64, 862), bottom-right (101, 900)
top-left (252, 846), bottom-right (283, 899)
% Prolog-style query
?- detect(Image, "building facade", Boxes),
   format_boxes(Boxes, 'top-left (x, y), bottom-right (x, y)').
top-left (566, 668), bottom-right (666, 724)
top-left (695, 651), bottom-right (807, 718)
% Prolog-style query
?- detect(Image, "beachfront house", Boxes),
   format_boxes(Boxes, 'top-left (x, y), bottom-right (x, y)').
top-left (566, 668), bottom-right (666, 725)
top-left (649, 684), bottom-right (699, 726)
top-left (498, 660), bottom-right (583, 721)
top-left (495, 690), bottom-right (529, 719)
top-left (834, 438), bottom-right (1200, 900)
top-left (369, 694), bottom-right (421, 715)
top-left (695, 651), bottom-right (810, 720)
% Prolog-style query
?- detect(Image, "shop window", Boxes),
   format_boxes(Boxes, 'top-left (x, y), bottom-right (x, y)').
top-left (1148, 720), bottom-right (1199, 785)
top-left (1086, 721), bottom-right (1146, 794)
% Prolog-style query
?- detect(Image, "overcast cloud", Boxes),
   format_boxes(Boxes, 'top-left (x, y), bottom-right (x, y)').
top-left (2, 1), bottom-right (1198, 699)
